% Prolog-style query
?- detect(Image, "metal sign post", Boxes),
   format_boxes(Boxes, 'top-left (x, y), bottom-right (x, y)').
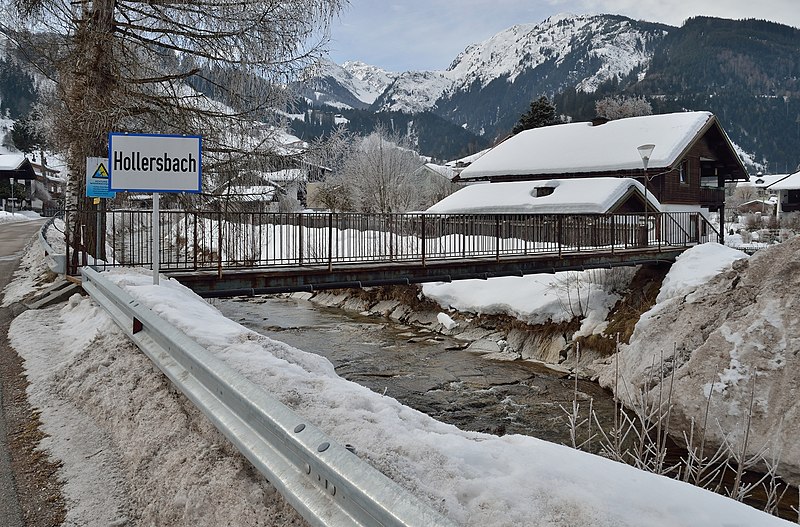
top-left (152, 193), bottom-right (160, 285)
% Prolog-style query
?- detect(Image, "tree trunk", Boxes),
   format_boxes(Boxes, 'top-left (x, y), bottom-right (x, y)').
top-left (65, 0), bottom-right (118, 269)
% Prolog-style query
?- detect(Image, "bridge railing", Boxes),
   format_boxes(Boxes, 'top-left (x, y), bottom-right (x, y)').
top-left (65, 209), bottom-right (716, 274)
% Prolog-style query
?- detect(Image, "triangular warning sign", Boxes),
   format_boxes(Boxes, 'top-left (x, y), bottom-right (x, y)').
top-left (93, 163), bottom-right (109, 179)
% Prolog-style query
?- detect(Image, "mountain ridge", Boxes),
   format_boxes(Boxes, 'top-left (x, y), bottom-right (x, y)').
top-left (296, 13), bottom-right (799, 170)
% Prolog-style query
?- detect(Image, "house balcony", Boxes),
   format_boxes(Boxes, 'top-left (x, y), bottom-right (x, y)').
top-left (699, 187), bottom-right (725, 208)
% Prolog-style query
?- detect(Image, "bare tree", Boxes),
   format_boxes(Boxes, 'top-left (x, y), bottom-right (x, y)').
top-left (595, 95), bottom-right (653, 120)
top-left (0, 0), bottom-right (343, 258)
top-left (325, 126), bottom-right (426, 213)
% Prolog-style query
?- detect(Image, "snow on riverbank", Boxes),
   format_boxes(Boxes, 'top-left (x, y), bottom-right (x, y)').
top-left (4, 242), bottom-right (791, 525)
top-left (598, 239), bottom-right (800, 484)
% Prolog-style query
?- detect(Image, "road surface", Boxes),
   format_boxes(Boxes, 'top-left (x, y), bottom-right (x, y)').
top-left (0, 218), bottom-right (46, 527)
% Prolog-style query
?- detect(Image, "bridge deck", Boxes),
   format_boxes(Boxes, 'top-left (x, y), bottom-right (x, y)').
top-left (169, 246), bottom-right (685, 297)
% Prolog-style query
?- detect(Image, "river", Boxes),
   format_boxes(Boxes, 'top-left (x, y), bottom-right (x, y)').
top-left (213, 295), bottom-right (616, 446)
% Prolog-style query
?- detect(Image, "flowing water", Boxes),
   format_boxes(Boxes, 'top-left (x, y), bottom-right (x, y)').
top-left (214, 295), bottom-right (616, 443)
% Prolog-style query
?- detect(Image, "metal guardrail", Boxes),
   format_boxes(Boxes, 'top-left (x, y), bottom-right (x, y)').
top-left (80, 267), bottom-right (456, 527)
top-left (38, 216), bottom-right (66, 274)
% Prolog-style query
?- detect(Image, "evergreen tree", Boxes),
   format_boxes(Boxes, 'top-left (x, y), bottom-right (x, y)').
top-left (11, 111), bottom-right (46, 153)
top-left (512, 96), bottom-right (560, 134)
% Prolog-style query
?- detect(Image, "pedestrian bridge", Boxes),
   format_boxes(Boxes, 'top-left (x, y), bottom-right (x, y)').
top-left (66, 210), bottom-right (719, 297)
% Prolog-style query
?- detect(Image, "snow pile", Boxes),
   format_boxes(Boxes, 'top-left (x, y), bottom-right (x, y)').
top-left (656, 242), bottom-right (749, 302)
top-left (422, 270), bottom-right (619, 327)
top-left (598, 238), bottom-right (800, 484)
top-left (0, 210), bottom-right (40, 224)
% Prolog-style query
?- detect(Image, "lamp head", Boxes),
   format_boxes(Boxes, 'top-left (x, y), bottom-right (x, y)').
top-left (637, 144), bottom-right (655, 170)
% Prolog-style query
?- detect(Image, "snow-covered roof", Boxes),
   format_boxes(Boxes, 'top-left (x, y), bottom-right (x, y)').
top-left (460, 111), bottom-right (717, 180)
top-left (426, 178), bottom-right (660, 214)
top-left (738, 173), bottom-right (788, 188)
top-left (0, 153), bottom-right (27, 171)
top-left (262, 168), bottom-right (304, 182)
top-left (766, 171), bottom-right (800, 190)
top-left (0, 153), bottom-right (36, 180)
top-left (416, 163), bottom-right (458, 181)
top-left (217, 185), bottom-right (278, 202)
top-left (445, 148), bottom-right (491, 168)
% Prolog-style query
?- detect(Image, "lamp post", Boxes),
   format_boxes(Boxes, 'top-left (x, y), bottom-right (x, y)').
top-left (637, 144), bottom-right (655, 246)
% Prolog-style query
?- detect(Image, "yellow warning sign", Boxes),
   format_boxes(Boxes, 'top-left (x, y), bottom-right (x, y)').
top-left (93, 163), bottom-right (109, 179)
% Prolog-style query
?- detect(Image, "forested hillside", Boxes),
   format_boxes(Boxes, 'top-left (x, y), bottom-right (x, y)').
top-left (555, 17), bottom-right (800, 172)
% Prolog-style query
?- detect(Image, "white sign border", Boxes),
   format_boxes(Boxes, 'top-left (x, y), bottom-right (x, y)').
top-left (108, 132), bottom-right (202, 193)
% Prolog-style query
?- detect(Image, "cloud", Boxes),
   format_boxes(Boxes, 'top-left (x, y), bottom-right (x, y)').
top-left (329, 0), bottom-right (800, 72)
top-left (558, 0), bottom-right (800, 28)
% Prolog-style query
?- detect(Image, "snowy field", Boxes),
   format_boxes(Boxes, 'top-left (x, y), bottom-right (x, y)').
top-left (3, 238), bottom-right (791, 526)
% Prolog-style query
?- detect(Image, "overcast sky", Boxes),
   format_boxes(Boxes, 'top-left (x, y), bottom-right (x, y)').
top-left (327, 0), bottom-right (800, 72)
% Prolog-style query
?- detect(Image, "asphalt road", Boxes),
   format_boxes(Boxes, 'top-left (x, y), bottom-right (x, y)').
top-left (0, 218), bottom-right (45, 527)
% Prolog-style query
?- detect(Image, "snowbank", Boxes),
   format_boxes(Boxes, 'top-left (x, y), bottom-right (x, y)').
top-left (656, 242), bottom-right (749, 302)
top-left (422, 270), bottom-right (619, 328)
top-left (0, 210), bottom-right (40, 224)
top-left (598, 239), bottom-right (800, 485)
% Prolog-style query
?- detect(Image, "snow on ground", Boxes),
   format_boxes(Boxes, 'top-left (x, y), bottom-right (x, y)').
top-left (4, 241), bottom-right (791, 525)
top-left (0, 210), bottom-right (41, 224)
top-left (422, 269), bottom-right (621, 337)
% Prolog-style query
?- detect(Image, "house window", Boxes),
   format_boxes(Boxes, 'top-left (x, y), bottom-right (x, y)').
top-left (679, 160), bottom-right (689, 184)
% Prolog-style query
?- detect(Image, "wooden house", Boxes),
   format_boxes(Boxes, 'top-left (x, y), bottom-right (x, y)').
top-left (766, 171), bottom-right (800, 219)
top-left (458, 111), bottom-right (748, 220)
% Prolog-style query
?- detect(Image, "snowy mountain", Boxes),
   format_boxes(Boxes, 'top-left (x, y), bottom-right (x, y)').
top-left (300, 14), bottom-right (800, 171)
top-left (374, 13), bottom-right (665, 118)
top-left (294, 59), bottom-right (395, 110)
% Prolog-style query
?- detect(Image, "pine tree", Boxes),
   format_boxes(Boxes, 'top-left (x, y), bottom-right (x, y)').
top-left (512, 96), bottom-right (560, 134)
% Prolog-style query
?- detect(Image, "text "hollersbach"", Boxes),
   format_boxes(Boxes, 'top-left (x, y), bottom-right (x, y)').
top-left (113, 151), bottom-right (198, 173)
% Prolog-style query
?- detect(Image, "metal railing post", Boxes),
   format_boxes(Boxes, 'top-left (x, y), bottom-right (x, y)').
top-left (193, 213), bottom-right (198, 270)
top-left (298, 213), bottom-right (304, 266)
top-left (557, 215), bottom-right (563, 258)
top-left (421, 214), bottom-right (426, 266)
top-left (217, 211), bottom-right (223, 279)
top-left (495, 215), bottom-right (501, 261)
top-left (611, 214), bottom-right (616, 254)
top-left (327, 213), bottom-right (333, 271)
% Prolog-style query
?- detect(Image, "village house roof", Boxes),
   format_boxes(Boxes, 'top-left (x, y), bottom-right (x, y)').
top-left (766, 171), bottom-right (800, 190)
top-left (738, 173), bottom-right (788, 189)
top-left (414, 163), bottom-right (459, 181)
top-left (426, 177), bottom-right (660, 215)
top-left (459, 111), bottom-right (746, 181)
top-left (0, 154), bottom-right (37, 180)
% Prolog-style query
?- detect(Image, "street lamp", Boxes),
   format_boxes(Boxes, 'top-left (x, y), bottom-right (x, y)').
top-left (637, 144), bottom-right (655, 245)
